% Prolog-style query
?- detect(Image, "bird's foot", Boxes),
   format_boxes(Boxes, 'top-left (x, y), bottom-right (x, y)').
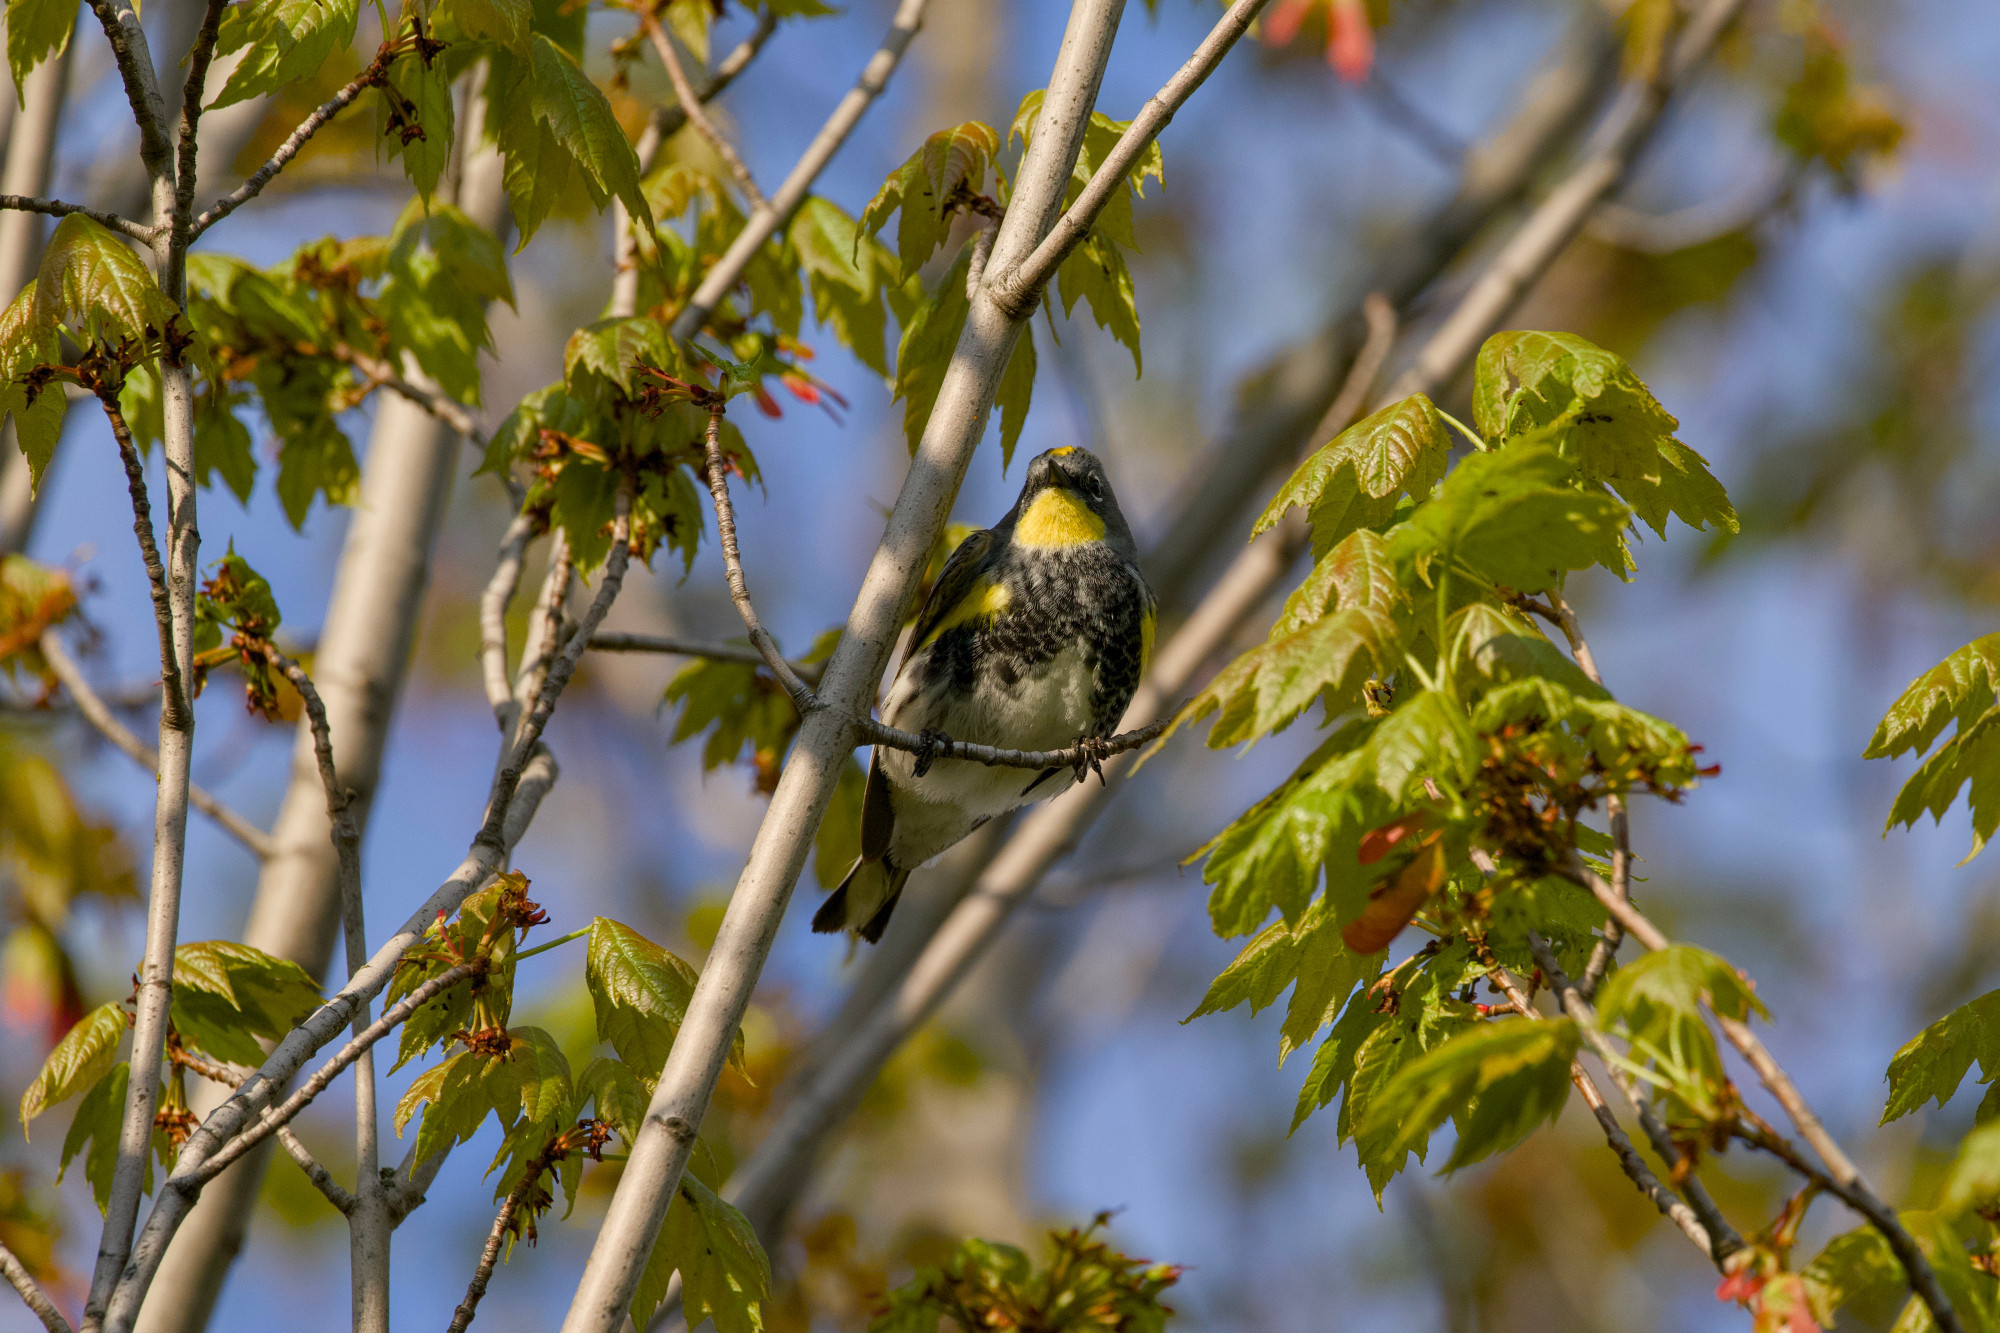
top-left (912, 727), bottom-right (948, 778)
top-left (1071, 734), bottom-right (1113, 786)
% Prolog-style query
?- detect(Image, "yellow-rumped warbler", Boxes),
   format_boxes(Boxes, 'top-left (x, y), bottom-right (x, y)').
top-left (814, 446), bottom-right (1156, 942)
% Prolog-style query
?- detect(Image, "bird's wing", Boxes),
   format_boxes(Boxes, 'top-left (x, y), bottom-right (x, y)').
top-left (909, 527), bottom-right (1000, 649)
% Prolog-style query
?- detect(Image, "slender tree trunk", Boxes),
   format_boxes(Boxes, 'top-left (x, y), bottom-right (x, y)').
top-left (0, 37), bottom-right (72, 555)
top-left (128, 133), bottom-right (510, 1333)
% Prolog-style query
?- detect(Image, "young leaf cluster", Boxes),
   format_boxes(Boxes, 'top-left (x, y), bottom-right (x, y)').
top-left (1183, 329), bottom-right (1736, 1195)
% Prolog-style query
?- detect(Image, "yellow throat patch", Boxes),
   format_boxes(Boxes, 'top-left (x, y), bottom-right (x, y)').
top-left (1014, 486), bottom-right (1106, 548)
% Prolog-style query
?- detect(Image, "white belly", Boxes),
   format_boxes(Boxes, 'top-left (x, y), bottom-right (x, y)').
top-left (876, 639), bottom-right (1095, 864)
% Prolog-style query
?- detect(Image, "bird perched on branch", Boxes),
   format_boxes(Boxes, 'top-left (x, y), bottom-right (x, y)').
top-left (816, 446), bottom-right (1156, 943)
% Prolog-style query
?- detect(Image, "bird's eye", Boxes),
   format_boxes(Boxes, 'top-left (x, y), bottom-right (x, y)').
top-left (1086, 474), bottom-right (1106, 501)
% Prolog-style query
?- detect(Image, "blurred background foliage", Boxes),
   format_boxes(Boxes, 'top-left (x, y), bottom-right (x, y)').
top-left (0, 0), bottom-right (1994, 1328)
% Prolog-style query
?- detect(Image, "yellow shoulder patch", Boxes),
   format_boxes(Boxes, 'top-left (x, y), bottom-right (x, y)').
top-left (1140, 605), bottom-right (1156, 672)
top-left (1014, 488), bottom-right (1105, 548)
top-left (919, 577), bottom-right (1010, 647)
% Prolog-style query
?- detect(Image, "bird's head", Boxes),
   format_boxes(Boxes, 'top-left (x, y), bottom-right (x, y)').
top-left (1007, 447), bottom-right (1137, 557)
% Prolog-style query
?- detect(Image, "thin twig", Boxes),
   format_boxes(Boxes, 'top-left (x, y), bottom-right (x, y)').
top-left (263, 648), bottom-right (362, 896)
top-left (262, 647), bottom-right (389, 1324)
top-left (93, 383), bottom-right (190, 730)
top-left (853, 712), bottom-right (1182, 777)
top-left (0, 194), bottom-right (151, 239)
top-left (642, 13), bottom-right (766, 212)
top-left (480, 491), bottom-right (632, 854)
top-left (192, 42), bottom-right (398, 239)
top-left (990, 0), bottom-right (1272, 318)
top-left (698, 407), bottom-right (816, 708)
top-left (274, 1123), bottom-right (357, 1216)
top-left (613, 13), bottom-right (778, 317)
top-left (171, 0), bottom-right (230, 252)
top-left (40, 633), bottom-right (275, 858)
top-left (184, 964), bottom-right (478, 1189)
top-left (586, 631), bottom-right (821, 681)
top-left (446, 1137), bottom-right (566, 1333)
top-left (0, 1238), bottom-right (70, 1333)
top-left (480, 514), bottom-right (538, 723)
top-left (668, 0), bottom-right (931, 340)
top-left (328, 342), bottom-right (482, 441)
top-left (447, 1189), bottom-right (523, 1333)
top-left (1718, 1011), bottom-right (1963, 1329)
top-left (1525, 931), bottom-right (1743, 1262)
top-left (1473, 942), bottom-right (1715, 1257)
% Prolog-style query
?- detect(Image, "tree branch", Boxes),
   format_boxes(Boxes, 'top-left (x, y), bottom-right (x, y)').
top-left (1554, 798), bottom-right (1964, 1326)
top-left (446, 1142), bottom-right (560, 1333)
top-left (1145, 10), bottom-right (1621, 605)
top-left (327, 341), bottom-right (482, 442)
top-left (1524, 931), bottom-right (1743, 1263)
top-left (167, 1050), bottom-right (359, 1217)
top-left (562, 6), bottom-right (1126, 1329)
top-left (642, 13), bottom-right (766, 213)
top-left (0, 1239), bottom-right (70, 1333)
top-left (274, 1124), bottom-right (356, 1217)
top-left (668, 0), bottom-right (931, 340)
top-left (510, 529), bottom-right (572, 728)
top-left (585, 631), bottom-right (817, 680)
top-left (82, 0), bottom-right (175, 209)
top-left (990, 0), bottom-right (1271, 317)
top-left (446, 1192), bottom-right (522, 1333)
top-left (612, 12), bottom-right (778, 318)
top-left (191, 42), bottom-right (398, 239)
top-left (106, 538), bottom-right (596, 1331)
top-left (126, 123), bottom-right (519, 1333)
top-left (481, 514), bottom-right (539, 721)
top-left (38, 633), bottom-right (275, 859)
top-left (0, 194), bottom-right (151, 239)
top-left (171, 0), bottom-right (230, 252)
top-left (697, 406), bottom-right (818, 709)
top-left (1474, 944), bottom-right (1716, 1258)
top-left (92, 383), bottom-right (190, 731)
top-left (180, 964), bottom-right (478, 1192)
top-left (261, 648), bottom-right (389, 1331)
top-left (481, 494), bottom-right (632, 853)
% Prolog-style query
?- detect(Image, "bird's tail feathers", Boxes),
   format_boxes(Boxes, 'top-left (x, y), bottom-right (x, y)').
top-left (814, 857), bottom-right (910, 943)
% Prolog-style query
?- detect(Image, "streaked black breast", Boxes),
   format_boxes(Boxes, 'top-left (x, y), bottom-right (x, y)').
top-left (919, 542), bottom-right (1151, 738)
